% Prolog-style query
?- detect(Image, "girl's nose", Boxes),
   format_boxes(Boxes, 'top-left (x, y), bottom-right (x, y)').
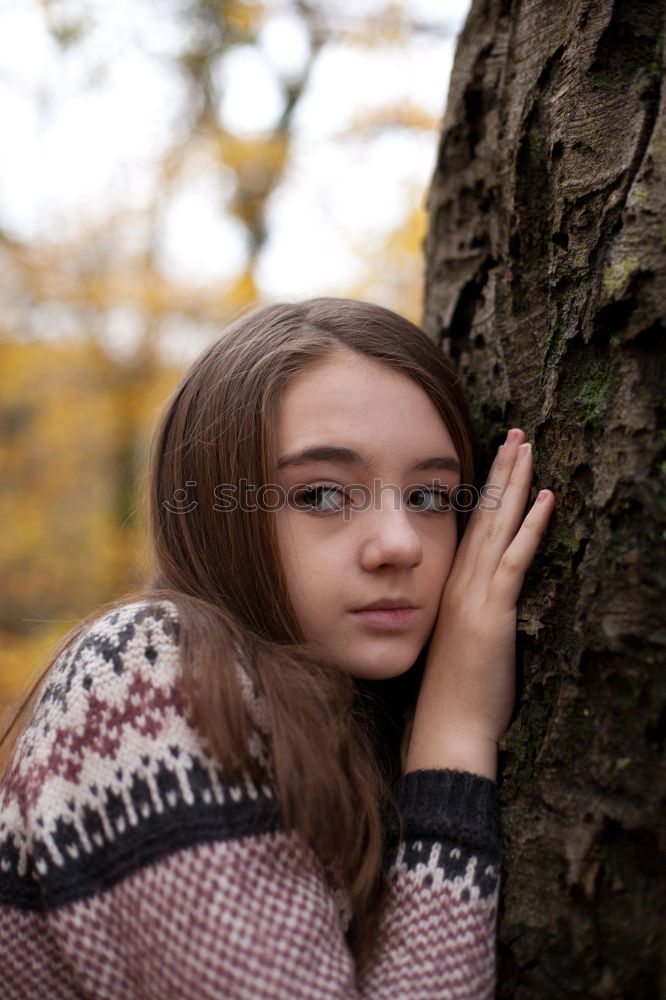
top-left (358, 503), bottom-right (423, 571)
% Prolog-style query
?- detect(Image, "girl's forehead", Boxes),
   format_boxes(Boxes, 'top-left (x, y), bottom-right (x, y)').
top-left (276, 351), bottom-right (456, 460)
top-left (279, 349), bottom-right (420, 401)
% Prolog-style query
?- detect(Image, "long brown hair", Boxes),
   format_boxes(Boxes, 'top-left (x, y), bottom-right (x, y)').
top-left (2, 298), bottom-right (476, 971)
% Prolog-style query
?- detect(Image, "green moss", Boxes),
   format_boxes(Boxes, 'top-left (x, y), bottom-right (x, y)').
top-left (651, 33), bottom-right (664, 75)
top-left (467, 397), bottom-right (506, 446)
top-left (506, 718), bottom-right (539, 775)
top-left (543, 524), bottom-right (582, 580)
top-left (609, 756), bottom-right (633, 788)
top-left (634, 188), bottom-right (647, 205)
top-left (577, 360), bottom-right (614, 426)
top-left (603, 257), bottom-right (639, 298)
top-left (518, 95), bottom-right (543, 164)
top-left (537, 253), bottom-right (550, 284)
top-left (530, 128), bottom-right (541, 160)
top-left (543, 312), bottom-right (570, 373)
top-left (592, 71), bottom-right (622, 88)
top-left (584, 630), bottom-right (607, 653)
top-left (504, 700), bottom-right (546, 775)
top-left (508, 723), bottom-right (532, 766)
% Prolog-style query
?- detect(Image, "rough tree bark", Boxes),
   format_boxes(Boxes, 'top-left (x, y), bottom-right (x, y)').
top-left (423, 1), bottom-right (665, 997)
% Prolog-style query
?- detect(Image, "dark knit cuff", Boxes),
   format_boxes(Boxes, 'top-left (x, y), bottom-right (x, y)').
top-left (386, 768), bottom-right (498, 853)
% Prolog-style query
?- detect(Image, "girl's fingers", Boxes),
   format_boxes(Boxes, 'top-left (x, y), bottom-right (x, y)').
top-left (487, 489), bottom-right (555, 608)
top-left (454, 431), bottom-right (524, 565)
top-left (482, 442), bottom-right (537, 561)
top-left (455, 431), bottom-right (533, 584)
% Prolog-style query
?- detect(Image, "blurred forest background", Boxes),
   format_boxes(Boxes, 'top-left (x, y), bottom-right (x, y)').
top-left (0, 0), bottom-right (470, 740)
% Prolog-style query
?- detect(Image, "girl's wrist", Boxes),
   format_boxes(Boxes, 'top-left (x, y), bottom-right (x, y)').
top-left (403, 729), bottom-right (499, 781)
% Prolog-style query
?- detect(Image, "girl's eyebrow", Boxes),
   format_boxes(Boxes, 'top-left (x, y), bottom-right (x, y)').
top-left (276, 444), bottom-right (461, 475)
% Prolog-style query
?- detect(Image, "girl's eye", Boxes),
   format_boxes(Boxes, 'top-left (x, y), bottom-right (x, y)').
top-left (292, 484), bottom-right (347, 514)
top-left (407, 487), bottom-right (451, 513)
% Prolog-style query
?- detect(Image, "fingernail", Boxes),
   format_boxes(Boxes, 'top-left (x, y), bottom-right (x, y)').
top-left (517, 443), bottom-right (531, 459)
top-left (537, 489), bottom-right (550, 502)
top-left (506, 429), bottom-right (520, 443)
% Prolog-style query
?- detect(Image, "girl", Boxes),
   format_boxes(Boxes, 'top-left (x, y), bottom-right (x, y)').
top-left (0, 298), bottom-right (555, 999)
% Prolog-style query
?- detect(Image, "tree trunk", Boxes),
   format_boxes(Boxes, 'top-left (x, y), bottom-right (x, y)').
top-left (423, 1), bottom-right (665, 997)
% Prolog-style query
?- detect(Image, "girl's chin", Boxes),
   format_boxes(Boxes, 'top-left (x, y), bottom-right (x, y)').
top-left (343, 655), bottom-right (419, 681)
top-left (313, 632), bottom-right (426, 680)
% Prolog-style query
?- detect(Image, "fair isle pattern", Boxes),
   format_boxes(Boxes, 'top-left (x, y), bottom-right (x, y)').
top-left (1, 600), bottom-right (501, 999)
top-left (0, 600), bottom-right (279, 912)
top-left (391, 835), bottom-right (499, 901)
top-left (359, 867), bottom-right (498, 999)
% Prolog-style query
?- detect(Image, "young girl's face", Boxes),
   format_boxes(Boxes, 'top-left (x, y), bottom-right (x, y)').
top-left (275, 349), bottom-right (462, 680)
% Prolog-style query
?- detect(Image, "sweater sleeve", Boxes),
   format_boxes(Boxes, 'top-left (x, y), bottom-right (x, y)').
top-left (0, 601), bottom-right (499, 1000)
top-left (361, 768), bottom-right (499, 997)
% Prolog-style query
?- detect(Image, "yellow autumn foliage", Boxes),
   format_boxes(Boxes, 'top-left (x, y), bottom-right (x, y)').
top-left (0, 334), bottom-right (180, 723)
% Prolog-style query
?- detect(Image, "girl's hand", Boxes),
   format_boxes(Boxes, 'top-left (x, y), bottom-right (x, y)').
top-left (404, 429), bottom-right (555, 779)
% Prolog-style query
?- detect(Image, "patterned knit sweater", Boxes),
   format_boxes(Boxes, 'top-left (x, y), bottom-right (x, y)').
top-left (0, 600), bottom-right (500, 999)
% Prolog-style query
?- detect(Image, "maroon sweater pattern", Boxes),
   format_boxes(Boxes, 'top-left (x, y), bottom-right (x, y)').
top-left (0, 601), bottom-right (500, 999)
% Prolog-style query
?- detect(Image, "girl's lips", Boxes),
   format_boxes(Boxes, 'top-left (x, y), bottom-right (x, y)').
top-left (351, 608), bottom-right (418, 630)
